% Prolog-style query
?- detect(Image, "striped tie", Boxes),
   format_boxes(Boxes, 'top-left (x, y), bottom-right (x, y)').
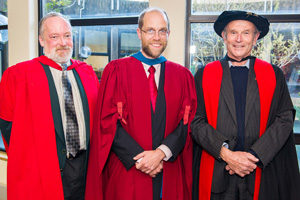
top-left (62, 63), bottom-right (80, 157)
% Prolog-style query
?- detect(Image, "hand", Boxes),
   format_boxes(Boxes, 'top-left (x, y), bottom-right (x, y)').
top-left (149, 161), bottom-right (164, 178)
top-left (133, 149), bottom-right (166, 175)
top-left (220, 147), bottom-right (258, 177)
top-left (225, 165), bottom-right (235, 175)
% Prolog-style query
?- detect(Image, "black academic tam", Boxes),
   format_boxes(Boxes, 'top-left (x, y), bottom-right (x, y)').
top-left (214, 10), bottom-right (270, 40)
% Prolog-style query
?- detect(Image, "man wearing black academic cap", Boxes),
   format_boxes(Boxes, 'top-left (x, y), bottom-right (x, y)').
top-left (191, 10), bottom-right (300, 200)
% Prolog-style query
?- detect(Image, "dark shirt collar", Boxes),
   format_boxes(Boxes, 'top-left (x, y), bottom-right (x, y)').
top-left (225, 54), bottom-right (255, 63)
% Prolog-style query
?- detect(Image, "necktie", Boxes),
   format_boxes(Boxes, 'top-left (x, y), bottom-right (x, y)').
top-left (62, 63), bottom-right (80, 157)
top-left (148, 66), bottom-right (157, 112)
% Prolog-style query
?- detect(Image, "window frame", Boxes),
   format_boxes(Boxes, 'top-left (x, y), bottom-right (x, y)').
top-left (185, 0), bottom-right (300, 143)
top-left (0, 24), bottom-right (7, 152)
top-left (38, 1), bottom-right (139, 57)
top-left (0, 24), bottom-right (7, 78)
top-left (118, 28), bottom-right (140, 58)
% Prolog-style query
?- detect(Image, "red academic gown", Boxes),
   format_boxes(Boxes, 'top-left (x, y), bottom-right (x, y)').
top-left (0, 56), bottom-right (99, 200)
top-left (85, 56), bottom-right (197, 200)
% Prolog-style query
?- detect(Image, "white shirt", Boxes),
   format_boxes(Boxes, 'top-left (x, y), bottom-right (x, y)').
top-left (49, 62), bottom-right (86, 153)
top-left (141, 62), bottom-right (172, 161)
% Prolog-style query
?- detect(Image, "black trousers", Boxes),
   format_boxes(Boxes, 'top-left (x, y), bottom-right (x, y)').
top-left (62, 151), bottom-right (86, 200)
top-left (211, 174), bottom-right (253, 200)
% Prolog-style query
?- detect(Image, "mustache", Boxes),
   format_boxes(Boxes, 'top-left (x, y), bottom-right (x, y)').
top-left (56, 46), bottom-right (71, 51)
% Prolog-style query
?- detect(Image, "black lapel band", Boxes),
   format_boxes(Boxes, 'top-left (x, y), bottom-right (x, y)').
top-left (225, 54), bottom-right (256, 62)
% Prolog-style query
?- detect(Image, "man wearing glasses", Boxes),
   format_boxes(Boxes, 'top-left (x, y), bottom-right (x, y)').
top-left (85, 7), bottom-right (197, 200)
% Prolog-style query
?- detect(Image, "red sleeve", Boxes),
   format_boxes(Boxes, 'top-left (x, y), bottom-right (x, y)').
top-left (0, 66), bottom-right (17, 122)
top-left (85, 60), bottom-right (122, 200)
top-left (163, 62), bottom-right (197, 200)
top-left (183, 67), bottom-right (197, 199)
top-left (0, 66), bottom-right (17, 152)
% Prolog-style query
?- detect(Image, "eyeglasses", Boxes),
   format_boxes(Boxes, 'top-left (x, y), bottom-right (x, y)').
top-left (141, 28), bottom-right (169, 36)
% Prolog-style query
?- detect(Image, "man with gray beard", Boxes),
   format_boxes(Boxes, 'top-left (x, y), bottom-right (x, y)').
top-left (0, 12), bottom-right (99, 200)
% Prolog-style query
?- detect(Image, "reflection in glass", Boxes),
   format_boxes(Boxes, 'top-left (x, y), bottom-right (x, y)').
top-left (0, 0), bottom-right (7, 21)
top-left (0, 29), bottom-right (8, 80)
top-left (192, 0), bottom-right (300, 15)
top-left (190, 22), bottom-right (300, 131)
top-left (0, 0), bottom-right (7, 151)
top-left (119, 30), bottom-right (141, 57)
top-left (0, 13), bottom-right (7, 26)
top-left (43, 0), bottom-right (149, 19)
top-left (190, 23), bottom-right (224, 74)
top-left (72, 25), bottom-right (140, 80)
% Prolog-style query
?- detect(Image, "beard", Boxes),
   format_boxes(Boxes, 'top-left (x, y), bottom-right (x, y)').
top-left (45, 46), bottom-right (73, 64)
top-left (141, 41), bottom-right (167, 59)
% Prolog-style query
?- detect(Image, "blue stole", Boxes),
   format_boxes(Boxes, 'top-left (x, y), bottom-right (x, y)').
top-left (131, 51), bottom-right (167, 65)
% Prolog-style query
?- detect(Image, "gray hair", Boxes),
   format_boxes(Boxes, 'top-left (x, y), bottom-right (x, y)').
top-left (138, 7), bottom-right (170, 31)
top-left (222, 25), bottom-right (260, 39)
top-left (38, 12), bottom-right (71, 38)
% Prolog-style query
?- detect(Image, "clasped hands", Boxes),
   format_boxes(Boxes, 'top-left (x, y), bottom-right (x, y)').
top-left (220, 147), bottom-right (259, 177)
top-left (133, 149), bottom-right (165, 178)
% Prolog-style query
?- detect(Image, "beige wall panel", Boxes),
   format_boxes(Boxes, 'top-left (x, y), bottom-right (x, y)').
top-left (150, 0), bottom-right (186, 66)
top-left (0, 153), bottom-right (7, 200)
top-left (8, 0), bottom-right (38, 67)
